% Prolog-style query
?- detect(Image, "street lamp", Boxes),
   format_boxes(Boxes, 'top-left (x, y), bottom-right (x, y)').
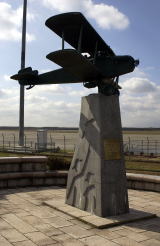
top-left (19, 0), bottom-right (27, 146)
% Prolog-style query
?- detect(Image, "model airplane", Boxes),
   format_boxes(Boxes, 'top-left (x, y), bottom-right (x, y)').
top-left (11, 12), bottom-right (139, 95)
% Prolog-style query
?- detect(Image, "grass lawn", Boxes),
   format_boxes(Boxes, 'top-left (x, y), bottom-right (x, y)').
top-left (0, 152), bottom-right (25, 157)
top-left (125, 160), bottom-right (160, 176)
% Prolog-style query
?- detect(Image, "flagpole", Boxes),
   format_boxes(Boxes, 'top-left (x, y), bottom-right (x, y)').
top-left (19, 0), bottom-right (27, 146)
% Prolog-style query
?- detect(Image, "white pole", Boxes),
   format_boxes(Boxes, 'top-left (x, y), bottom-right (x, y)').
top-left (19, 0), bottom-right (27, 146)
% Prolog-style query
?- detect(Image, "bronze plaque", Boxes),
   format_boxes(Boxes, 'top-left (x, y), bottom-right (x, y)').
top-left (104, 139), bottom-right (121, 160)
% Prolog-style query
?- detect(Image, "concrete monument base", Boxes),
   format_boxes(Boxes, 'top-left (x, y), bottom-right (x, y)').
top-left (45, 198), bottom-right (156, 229)
top-left (66, 93), bottom-right (129, 217)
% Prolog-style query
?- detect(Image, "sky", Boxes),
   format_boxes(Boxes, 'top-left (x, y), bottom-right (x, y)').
top-left (0, 0), bottom-right (160, 127)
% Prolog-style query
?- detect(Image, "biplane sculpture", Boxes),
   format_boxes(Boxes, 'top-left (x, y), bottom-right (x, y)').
top-left (11, 12), bottom-right (139, 95)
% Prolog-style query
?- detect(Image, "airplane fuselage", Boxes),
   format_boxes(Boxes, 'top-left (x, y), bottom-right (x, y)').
top-left (95, 54), bottom-right (137, 79)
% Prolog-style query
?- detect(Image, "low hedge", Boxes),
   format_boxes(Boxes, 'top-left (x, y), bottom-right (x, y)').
top-left (47, 156), bottom-right (71, 170)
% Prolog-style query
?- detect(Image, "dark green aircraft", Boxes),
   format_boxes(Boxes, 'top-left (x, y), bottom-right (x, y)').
top-left (11, 12), bottom-right (139, 95)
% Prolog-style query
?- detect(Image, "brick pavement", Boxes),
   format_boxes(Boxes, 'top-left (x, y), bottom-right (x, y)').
top-left (0, 187), bottom-right (159, 246)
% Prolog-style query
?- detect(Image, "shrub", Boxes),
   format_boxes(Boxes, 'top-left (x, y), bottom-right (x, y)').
top-left (47, 156), bottom-right (71, 170)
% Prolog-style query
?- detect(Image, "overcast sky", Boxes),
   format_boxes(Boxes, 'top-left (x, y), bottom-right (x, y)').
top-left (0, 0), bottom-right (160, 127)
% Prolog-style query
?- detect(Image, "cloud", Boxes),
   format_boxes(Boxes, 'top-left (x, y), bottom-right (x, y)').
top-left (0, 2), bottom-right (35, 42)
top-left (33, 84), bottom-right (66, 95)
top-left (0, 89), bottom-right (6, 98)
top-left (1, 71), bottom-right (160, 127)
top-left (42, 0), bottom-right (129, 30)
top-left (3, 75), bottom-right (11, 82)
top-left (120, 76), bottom-right (160, 127)
top-left (69, 88), bottom-right (97, 96)
top-left (120, 77), bottom-right (156, 93)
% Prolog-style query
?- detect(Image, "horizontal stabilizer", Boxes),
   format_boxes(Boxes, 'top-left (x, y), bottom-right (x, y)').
top-left (47, 49), bottom-right (101, 82)
top-left (11, 67), bottom-right (38, 83)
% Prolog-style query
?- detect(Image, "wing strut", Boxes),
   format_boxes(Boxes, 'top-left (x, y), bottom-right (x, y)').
top-left (93, 41), bottom-right (98, 64)
top-left (62, 31), bottom-right (65, 50)
top-left (78, 25), bottom-right (83, 53)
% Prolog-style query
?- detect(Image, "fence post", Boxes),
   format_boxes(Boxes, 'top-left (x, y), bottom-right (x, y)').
top-left (13, 134), bottom-right (15, 152)
top-left (50, 134), bottom-right (52, 151)
top-left (35, 142), bottom-right (37, 152)
top-left (128, 137), bottom-right (131, 160)
top-left (2, 133), bottom-right (4, 150)
top-left (147, 137), bottom-right (149, 156)
top-left (64, 135), bottom-right (66, 153)
top-left (141, 140), bottom-right (143, 155)
top-left (155, 140), bottom-right (157, 156)
top-left (24, 135), bottom-right (27, 152)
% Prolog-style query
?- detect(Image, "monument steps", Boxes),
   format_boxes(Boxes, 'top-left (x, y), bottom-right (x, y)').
top-left (0, 157), bottom-right (159, 191)
top-left (0, 157), bottom-right (67, 188)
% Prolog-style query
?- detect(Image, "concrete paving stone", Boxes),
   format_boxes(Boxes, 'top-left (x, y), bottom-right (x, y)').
top-left (0, 228), bottom-right (27, 242)
top-left (0, 188), bottom-right (160, 246)
top-left (1, 204), bottom-right (21, 210)
top-left (0, 208), bottom-right (8, 214)
top-left (80, 235), bottom-right (119, 246)
top-left (0, 199), bottom-right (10, 205)
top-left (140, 231), bottom-right (160, 240)
top-left (44, 199), bottom-right (67, 208)
top-left (115, 228), bottom-right (149, 242)
top-left (134, 218), bottom-right (160, 232)
top-left (29, 207), bottom-right (57, 218)
top-left (25, 231), bottom-right (57, 245)
top-left (141, 239), bottom-right (160, 246)
top-left (6, 194), bottom-right (28, 204)
top-left (113, 236), bottom-right (146, 246)
top-left (52, 209), bottom-right (75, 220)
top-left (0, 218), bottom-right (13, 230)
top-left (6, 208), bottom-right (27, 214)
top-left (123, 223), bottom-right (146, 233)
top-left (18, 203), bottom-right (38, 211)
top-left (13, 240), bottom-right (37, 246)
top-left (35, 223), bottom-right (64, 236)
top-left (105, 226), bottom-right (126, 232)
top-left (69, 218), bottom-right (93, 229)
top-left (27, 199), bottom-right (42, 205)
top-left (15, 211), bottom-right (31, 217)
top-left (53, 233), bottom-right (74, 242)
top-left (0, 235), bottom-right (13, 246)
top-left (90, 228), bottom-right (122, 240)
top-left (143, 224), bottom-right (160, 233)
top-left (60, 225), bottom-right (94, 239)
top-left (16, 193), bottom-right (33, 200)
top-left (22, 215), bottom-right (46, 226)
top-left (2, 213), bottom-right (37, 233)
top-left (62, 238), bottom-right (86, 246)
top-left (43, 216), bottom-right (73, 228)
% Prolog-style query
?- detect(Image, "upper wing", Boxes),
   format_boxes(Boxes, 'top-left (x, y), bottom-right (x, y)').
top-left (45, 12), bottom-right (115, 57)
top-left (47, 49), bottom-right (102, 81)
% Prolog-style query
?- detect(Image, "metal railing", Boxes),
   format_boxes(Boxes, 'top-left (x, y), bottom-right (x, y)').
top-left (0, 133), bottom-right (76, 153)
top-left (0, 133), bottom-right (160, 156)
top-left (123, 137), bottom-right (160, 156)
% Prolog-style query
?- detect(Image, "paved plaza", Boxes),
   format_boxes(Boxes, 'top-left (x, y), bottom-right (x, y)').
top-left (0, 186), bottom-right (159, 246)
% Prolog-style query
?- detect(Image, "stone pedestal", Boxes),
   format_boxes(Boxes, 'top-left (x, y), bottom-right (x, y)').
top-left (66, 94), bottom-right (129, 217)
